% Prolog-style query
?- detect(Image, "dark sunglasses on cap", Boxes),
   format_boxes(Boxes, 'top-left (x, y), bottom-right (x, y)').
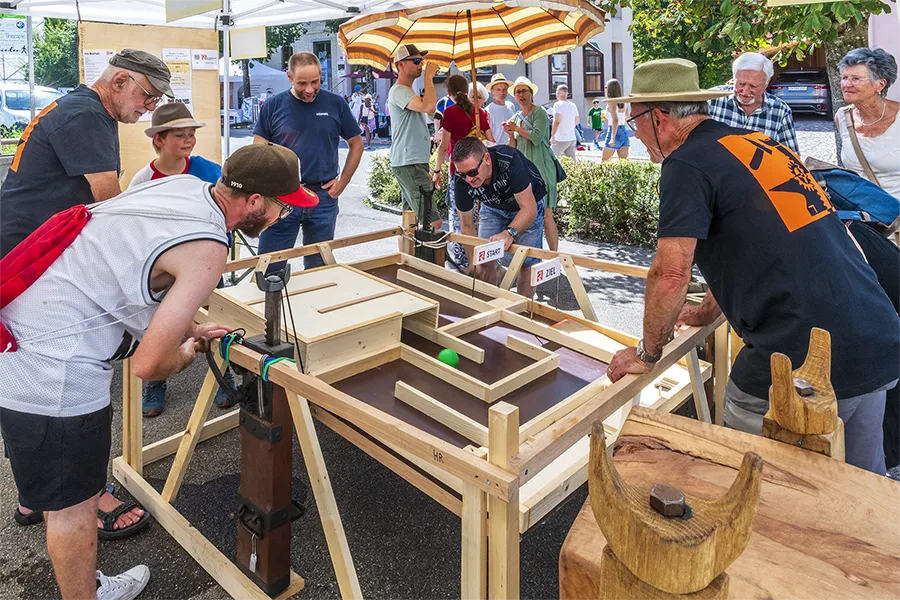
top-left (401, 57), bottom-right (424, 65)
top-left (458, 152), bottom-right (486, 179)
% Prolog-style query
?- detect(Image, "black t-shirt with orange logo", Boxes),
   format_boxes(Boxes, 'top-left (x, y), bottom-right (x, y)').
top-left (659, 119), bottom-right (898, 400)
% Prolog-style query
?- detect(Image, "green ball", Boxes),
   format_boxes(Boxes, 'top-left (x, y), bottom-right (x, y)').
top-left (437, 348), bottom-right (460, 368)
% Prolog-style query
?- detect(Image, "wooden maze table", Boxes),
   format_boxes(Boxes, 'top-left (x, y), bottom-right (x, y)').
top-left (559, 407), bottom-right (900, 600)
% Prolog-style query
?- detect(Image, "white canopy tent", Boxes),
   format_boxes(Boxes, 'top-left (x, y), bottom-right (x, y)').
top-left (0, 0), bottom-right (457, 156)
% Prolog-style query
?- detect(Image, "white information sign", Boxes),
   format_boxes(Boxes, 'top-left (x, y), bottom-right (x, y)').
top-left (83, 49), bottom-right (115, 87)
top-left (531, 257), bottom-right (561, 287)
top-left (159, 48), bottom-right (193, 120)
top-left (191, 49), bottom-right (218, 70)
top-left (473, 241), bottom-right (505, 266)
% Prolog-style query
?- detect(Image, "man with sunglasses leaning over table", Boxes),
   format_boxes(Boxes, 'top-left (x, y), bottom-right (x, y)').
top-left (452, 136), bottom-right (545, 299)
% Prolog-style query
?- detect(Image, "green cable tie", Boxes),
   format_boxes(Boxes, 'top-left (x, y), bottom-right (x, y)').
top-left (261, 356), bottom-right (296, 382)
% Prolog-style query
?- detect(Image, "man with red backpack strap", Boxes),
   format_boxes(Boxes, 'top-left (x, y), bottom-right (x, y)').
top-left (0, 143), bottom-right (314, 600)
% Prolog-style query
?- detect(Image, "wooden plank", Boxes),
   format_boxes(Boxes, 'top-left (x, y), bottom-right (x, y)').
top-left (347, 253), bottom-right (403, 272)
top-left (688, 347), bottom-right (712, 424)
top-left (532, 303), bottom-right (638, 347)
top-left (394, 381), bottom-right (489, 446)
top-left (310, 345), bottom-right (402, 385)
top-left (461, 480), bottom-right (487, 600)
top-left (559, 255), bottom-right (599, 322)
top-left (486, 353), bottom-right (560, 403)
top-left (396, 268), bottom-right (497, 313)
top-left (505, 334), bottom-right (555, 361)
top-left (316, 288), bottom-right (402, 314)
top-left (500, 310), bottom-right (615, 363)
top-left (399, 254), bottom-right (524, 302)
top-left (286, 392), bottom-right (361, 600)
top-left (142, 410), bottom-right (240, 466)
top-left (161, 357), bottom-right (224, 503)
top-left (246, 282), bottom-right (337, 306)
top-left (447, 232), bottom-right (651, 279)
top-left (399, 344), bottom-right (492, 402)
top-left (437, 309), bottom-right (504, 337)
top-left (559, 407), bottom-right (900, 600)
top-left (226, 343), bottom-right (517, 501)
top-left (121, 359), bottom-right (143, 476)
top-left (519, 435), bottom-right (590, 533)
top-left (500, 247), bottom-right (530, 291)
top-left (317, 242), bottom-right (337, 265)
top-left (113, 458), bottom-right (303, 600)
top-left (311, 405), bottom-right (462, 516)
top-left (714, 322), bottom-right (729, 425)
top-left (401, 211), bottom-right (416, 255)
top-left (402, 317), bottom-right (486, 364)
top-left (487, 403), bottom-right (520, 600)
top-left (518, 375), bottom-right (612, 443)
top-left (302, 313), bottom-right (401, 375)
top-left (510, 318), bottom-right (725, 486)
top-left (225, 227), bottom-right (403, 272)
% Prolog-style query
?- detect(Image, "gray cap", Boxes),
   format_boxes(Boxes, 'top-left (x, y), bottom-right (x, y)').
top-left (109, 49), bottom-right (174, 98)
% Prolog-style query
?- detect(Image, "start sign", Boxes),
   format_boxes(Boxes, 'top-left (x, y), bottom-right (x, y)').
top-left (531, 257), bottom-right (561, 286)
top-left (473, 241), bottom-right (505, 265)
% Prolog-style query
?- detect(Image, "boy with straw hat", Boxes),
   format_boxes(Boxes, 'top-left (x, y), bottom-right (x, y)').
top-left (603, 58), bottom-right (898, 475)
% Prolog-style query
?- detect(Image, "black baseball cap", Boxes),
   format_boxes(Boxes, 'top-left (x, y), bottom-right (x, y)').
top-left (109, 49), bottom-right (174, 98)
top-left (223, 143), bottom-right (318, 208)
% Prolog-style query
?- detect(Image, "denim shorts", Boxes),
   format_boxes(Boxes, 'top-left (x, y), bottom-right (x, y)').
top-left (605, 125), bottom-right (630, 150)
top-left (478, 200), bottom-right (545, 267)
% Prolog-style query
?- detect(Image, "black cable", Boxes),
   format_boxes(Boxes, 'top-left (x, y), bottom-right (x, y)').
top-left (282, 286), bottom-right (305, 373)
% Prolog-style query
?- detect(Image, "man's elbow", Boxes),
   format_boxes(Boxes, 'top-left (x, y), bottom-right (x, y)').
top-left (424, 102), bottom-right (437, 115)
top-left (132, 357), bottom-right (164, 382)
top-left (651, 263), bottom-right (692, 294)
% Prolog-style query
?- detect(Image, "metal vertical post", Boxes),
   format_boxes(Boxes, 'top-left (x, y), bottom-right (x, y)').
top-left (27, 16), bottom-right (35, 120)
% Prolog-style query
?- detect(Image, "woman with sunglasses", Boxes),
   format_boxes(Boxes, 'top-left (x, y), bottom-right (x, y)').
top-left (502, 76), bottom-right (561, 251)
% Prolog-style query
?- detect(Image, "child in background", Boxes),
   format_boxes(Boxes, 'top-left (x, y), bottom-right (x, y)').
top-left (588, 98), bottom-right (605, 150)
top-left (129, 102), bottom-right (238, 417)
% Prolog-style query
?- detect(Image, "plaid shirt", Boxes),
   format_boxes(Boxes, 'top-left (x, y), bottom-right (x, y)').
top-left (708, 92), bottom-right (800, 153)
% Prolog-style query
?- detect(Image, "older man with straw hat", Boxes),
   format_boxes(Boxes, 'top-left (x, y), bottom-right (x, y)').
top-left (604, 58), bottom-right (899, 475)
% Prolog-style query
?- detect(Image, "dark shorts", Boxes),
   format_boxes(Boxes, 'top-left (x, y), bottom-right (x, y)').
top-left (1, 404), bottom-right (111, 511)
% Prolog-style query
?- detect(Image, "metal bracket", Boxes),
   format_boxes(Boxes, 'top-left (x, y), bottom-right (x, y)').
top-left (240, 408), bottom-right (283, 443)
top-left (237, 493), bottom-right (292, 534)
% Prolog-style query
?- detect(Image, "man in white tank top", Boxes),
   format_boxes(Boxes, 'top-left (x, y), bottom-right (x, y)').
top-left (0, 143), bottom-right (311, 600)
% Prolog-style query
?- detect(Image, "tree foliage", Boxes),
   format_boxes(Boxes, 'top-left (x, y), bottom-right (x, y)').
top-left (34, 18), bottom-right (79, 88)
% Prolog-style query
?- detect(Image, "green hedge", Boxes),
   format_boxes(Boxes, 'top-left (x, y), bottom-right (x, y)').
top-left (559, 157), bottom-right (660, 249)
top-left (367, 152), bottom-right (448, 216)
top-left (368, 152), bottom-right (660, 248)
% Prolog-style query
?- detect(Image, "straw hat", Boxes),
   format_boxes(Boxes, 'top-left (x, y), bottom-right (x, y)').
top-left (488, 72), bottom-right (512, 91)
top-left (144, 102), bottom-right (206, 137)
top-left (511, 76), bottom-right (538, 97)
top-left (605, 59), bottom-right (730, 104)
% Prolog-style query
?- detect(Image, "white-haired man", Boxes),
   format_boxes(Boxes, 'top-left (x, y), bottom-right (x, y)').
top-left (605, 58), bottom-right (898, 476)
top-left (708, 51), bottom-right (800, 153)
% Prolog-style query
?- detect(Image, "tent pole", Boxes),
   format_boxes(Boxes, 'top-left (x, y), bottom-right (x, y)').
top-left (27, 16), bottom-right (35, 120)
top-left (466, 9), bottom-right (479, 133)
top-left (222, 0), bottom-right (232, 161)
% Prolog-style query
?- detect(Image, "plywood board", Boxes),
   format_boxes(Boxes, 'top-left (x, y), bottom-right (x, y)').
top-left (78, 22), bottom-right (220, 188)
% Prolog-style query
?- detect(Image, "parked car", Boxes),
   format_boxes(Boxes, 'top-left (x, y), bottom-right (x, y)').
top-left (767, 70), bottom-right (832, 118)
top-left (0, 82), bottom-right (64, 128)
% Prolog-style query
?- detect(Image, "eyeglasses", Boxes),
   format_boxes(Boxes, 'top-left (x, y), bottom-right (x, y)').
top-left (401, 57), bottom-right (424, 65)
top-left (129, 74), bottom-right (164, 107)
top-left (840, 75), bottom-right (876, 85)
top-left (458, 153), bottom-right (486, 180)
top-left (626, 107), bottom-right (667, 132)
top-left (271, 197), bottom-right (294, 221)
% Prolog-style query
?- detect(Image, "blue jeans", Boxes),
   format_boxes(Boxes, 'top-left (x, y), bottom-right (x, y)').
top-left (258, 187), bottom-right (339, 273)
top-left (478, 200), bottom-right (545, 267)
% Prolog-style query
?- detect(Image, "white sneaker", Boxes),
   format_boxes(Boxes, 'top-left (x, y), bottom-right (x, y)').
top-left (96, 566), bottom-right (150, 600)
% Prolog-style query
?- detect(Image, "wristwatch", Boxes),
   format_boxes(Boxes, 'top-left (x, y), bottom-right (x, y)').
top-left (636, 339), bottom-right (662, 363)
top-left (506, 227), bottom-right (518, 239)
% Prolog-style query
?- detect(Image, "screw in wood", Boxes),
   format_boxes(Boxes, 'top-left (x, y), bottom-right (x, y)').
top-left (649, 483), bottom-right (686, 517)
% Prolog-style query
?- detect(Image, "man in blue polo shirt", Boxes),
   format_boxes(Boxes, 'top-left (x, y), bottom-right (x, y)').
top-left (254, 51), bottom-right (363, 270)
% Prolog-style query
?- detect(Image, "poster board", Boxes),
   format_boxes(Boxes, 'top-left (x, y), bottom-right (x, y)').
top-left (78, 21), bottom-right (221, 188)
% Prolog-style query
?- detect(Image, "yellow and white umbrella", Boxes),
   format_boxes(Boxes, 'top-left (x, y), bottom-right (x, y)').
top-left (338, 1), bottom-right (607, 73)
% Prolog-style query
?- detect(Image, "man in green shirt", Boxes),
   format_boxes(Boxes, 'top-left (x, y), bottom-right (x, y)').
top-left (388, 43), bottom-right (442, 230)
top-left (588, 98), bottom-right (605, 150)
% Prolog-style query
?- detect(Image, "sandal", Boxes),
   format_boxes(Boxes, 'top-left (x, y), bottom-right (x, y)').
top-left (13, 507), bottom-right (43, 526)
top-left (97, 488), bottom-right (151, 541)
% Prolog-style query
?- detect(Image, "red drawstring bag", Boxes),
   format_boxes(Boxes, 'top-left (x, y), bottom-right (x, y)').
top-left (0, 204), bottom-right (91, 352)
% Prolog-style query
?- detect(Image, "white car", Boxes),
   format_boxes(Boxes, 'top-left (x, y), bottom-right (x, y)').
top-left (0, 83), bottom-right (64, 128)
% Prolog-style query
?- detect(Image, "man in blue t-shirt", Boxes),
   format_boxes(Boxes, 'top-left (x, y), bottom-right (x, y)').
top-left (452, 137), bottom-right (546, 298)
top-left (605, 59), bottom-right (899, 475)
top-left (253, 51), bottom-right (363, 270)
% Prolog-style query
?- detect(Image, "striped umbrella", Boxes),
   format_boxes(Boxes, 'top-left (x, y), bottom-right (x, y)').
top-left (338, 1), bottom-right (607, 72)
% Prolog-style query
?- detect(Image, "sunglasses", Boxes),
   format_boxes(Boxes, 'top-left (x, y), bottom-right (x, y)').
top-left (129, 74), bottom-right (164, 107)
top-left (458, 153), bottom-right (486, 179)
top-left (271, 197), bottom-right (294, 221)
top-left (401, 57), bottom-right (424, 65)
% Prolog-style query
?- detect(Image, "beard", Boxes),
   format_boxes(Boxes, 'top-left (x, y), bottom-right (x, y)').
top-left (236, 204), bottom-right (273, 238)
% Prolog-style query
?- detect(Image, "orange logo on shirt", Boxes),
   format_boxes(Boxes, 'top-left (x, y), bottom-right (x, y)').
top-left (717, 132), bottom-right (833, 233)
top-left (11, 101), bottom-right (58, 172)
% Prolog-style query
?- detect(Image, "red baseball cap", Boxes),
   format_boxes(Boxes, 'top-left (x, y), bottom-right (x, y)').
top-left (279, 185), bottom-right (319, 208)
top-left (223, 143), bottom-right (318, 208)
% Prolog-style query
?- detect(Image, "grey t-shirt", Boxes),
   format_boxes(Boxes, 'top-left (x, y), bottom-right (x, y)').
top-left (388, 84), bottom-right (431, 167)
top-left (487, 100), bottom-right (515, 145)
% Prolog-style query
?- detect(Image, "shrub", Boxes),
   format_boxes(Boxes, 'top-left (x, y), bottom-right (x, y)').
top-left (367, 152), bottom-right (448, 216)
top-left (559, 158), bottom-right (660, 249)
